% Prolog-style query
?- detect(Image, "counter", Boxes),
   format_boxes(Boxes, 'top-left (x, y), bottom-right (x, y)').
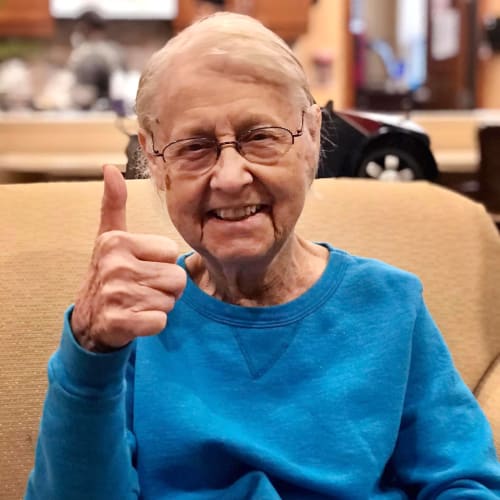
top-left (0, 112), bottom-right (130, 181)
top-left (1, 109), bottom-right (499, 182)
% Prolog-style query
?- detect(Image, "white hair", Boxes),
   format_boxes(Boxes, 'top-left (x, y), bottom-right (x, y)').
top-left (135, 12), bottom-right (314, 132)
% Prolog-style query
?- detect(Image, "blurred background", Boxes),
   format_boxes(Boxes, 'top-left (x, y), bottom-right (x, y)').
top-left (0, 0), bottom-right (499, 224)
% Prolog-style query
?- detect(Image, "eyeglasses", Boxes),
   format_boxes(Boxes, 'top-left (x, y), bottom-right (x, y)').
top-left (150, 111), bottom-right (305, 174)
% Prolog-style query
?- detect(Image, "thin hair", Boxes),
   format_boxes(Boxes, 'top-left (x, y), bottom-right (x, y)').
top-left (135, 12), bottom-right (314, 133)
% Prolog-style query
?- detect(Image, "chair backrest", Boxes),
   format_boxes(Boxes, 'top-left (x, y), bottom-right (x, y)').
top-left (1, 178), bottom-right (499, 498)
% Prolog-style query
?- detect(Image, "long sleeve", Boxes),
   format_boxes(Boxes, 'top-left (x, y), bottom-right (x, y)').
top-left (391, 298), bottom-right (500, 497)
top-left (25, 307), bottom-right (140, 500)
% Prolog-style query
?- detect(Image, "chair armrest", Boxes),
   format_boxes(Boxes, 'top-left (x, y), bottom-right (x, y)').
top-left (476, 355), bottom-right (500, 454)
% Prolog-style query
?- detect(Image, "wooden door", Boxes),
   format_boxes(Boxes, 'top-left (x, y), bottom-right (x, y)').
top-left (424, 0), bottom-right (477, 109)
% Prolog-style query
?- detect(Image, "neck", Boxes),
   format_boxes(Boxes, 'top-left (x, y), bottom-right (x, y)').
top-left (186, 235), bottom-right (328, 306)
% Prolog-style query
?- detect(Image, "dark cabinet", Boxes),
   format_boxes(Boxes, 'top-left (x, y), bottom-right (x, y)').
top-left (174, 0), bottom-right (312, 43)
top-left (0, 0), bottom-right (53, 37)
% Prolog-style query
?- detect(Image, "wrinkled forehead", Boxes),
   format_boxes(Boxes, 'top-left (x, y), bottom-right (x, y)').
top-left (153, 51), bottom-right (299, 127)
top-left (175, 50), bottom-right (293, 92)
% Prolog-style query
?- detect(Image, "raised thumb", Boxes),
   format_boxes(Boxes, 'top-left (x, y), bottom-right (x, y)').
top-left (98, 164), bottom-right (127, 235)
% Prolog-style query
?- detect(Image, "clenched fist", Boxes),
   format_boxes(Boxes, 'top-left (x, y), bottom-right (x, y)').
top-left (71, 164), bottom-right (187, 352)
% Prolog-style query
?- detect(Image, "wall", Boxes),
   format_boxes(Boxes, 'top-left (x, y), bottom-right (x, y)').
top-left (362, 0), bottom-right (398, 86)
top-left (479, 0), bottom-right (500, 108)
top-left (296, 0), bottom-right (500, 110)
top-left (293, 0), bottom-right (353, 109)
top-left (0, 19), bottom-right (171, 111)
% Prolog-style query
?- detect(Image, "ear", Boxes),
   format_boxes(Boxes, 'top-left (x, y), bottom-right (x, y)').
top-left (138, 129), bottom-right (167, 191)
top-left (304, 104), bottom-right (322, 183)
top-left (306, 103), bottom-right (322, 149)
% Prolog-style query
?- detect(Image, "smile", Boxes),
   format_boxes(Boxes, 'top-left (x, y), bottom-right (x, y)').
top-left (210, 204), bottom-right (266, 221)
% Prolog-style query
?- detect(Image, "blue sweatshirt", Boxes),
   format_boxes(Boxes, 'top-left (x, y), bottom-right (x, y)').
top-left (26, 245), bottom-right (500, 499)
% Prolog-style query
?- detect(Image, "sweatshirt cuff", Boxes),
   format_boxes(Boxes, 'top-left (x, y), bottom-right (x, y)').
top-left (56, 305), bottom-right (134, 391)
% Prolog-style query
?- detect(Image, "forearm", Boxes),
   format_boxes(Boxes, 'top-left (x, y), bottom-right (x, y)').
top-left (393, 299), bottom-right (500, 496)
top-left (433, 482), bottom-right (500, 499)
top-left (25, 307), bottom-right (139, 500)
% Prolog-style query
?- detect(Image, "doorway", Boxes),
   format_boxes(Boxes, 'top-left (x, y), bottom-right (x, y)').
top-left (351, 0), bottom-right (478, 110)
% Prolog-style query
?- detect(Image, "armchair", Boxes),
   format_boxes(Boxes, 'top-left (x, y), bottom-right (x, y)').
top-left (0, 177), bottom-right (498, 498)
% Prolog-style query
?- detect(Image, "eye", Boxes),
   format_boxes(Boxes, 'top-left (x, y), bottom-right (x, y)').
top-left (244, 129), bottom-right (279, 143)
top-left (183, 139), bottom-right (213, 152)
top-left (173, 138), bottom-right (214, 159)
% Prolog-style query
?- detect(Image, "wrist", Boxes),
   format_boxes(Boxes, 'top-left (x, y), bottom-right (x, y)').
top-left (70, 308), bottom-right (124, 353)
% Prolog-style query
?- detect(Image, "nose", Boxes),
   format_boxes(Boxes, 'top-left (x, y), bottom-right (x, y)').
top-left (209, 143), bottom-right (253, 192)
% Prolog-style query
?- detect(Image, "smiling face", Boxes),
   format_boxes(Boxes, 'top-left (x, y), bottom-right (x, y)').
top-left (141, 57), bottom-right (321, 271)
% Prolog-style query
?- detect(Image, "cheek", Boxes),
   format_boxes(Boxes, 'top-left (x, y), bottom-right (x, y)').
top-left (167, 192), bottom-right (189, 225)
top-left (166, 196), bottom-right (197, 245)
top-left (165, 172), bottom-right (172, 190)
top-left (256, 155), bottom-right (310, 209)
top-left (305, 151), bottom-right (318, 181)
top-left (301, 143), bottom-right (319, 182)
top-left (268, 165), bottom-right (309, 221)
top-left (288, 149), bottom-right (315, 190)
top-left (165, 178), bottom-right (205, 230)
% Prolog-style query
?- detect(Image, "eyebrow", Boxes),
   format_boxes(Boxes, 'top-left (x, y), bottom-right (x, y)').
top-left (167, 120), bottom-right (211, 139)
top-left (234, 113), bottom-right (277, 131)
top-left (172, 113), bottom-right (279, 139)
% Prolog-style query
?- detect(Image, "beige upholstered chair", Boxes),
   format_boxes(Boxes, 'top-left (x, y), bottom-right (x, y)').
top-left (1, 178), bottom-right (499, 499)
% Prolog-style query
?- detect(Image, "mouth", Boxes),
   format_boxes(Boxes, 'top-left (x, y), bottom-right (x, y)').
top-left (208, 204), bottom-right (268, 222)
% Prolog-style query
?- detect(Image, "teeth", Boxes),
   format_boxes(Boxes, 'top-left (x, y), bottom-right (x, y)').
top-left (214, 205), bottom-right (261, 220)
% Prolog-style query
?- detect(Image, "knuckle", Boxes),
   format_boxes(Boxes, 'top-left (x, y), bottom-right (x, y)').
top-left (100, 282), bottom-right (128, 306)
top-left (156, 236), bottom-right (179, 262)
top-left (101, 309), bottom-right (129, 334)
top-left (163, 294), bottom-right (176, 312)
top-left (97, 230), bottom-right (128, 254)
top-left (98, 254), bottom-right (135, 282)
top-left (169, 265), bottom-right (188, 292)
top-left (166, 239), bottom-right (179, 258)
top-left (133, 311), bottom-right (167, 337)
top-left (97, 308), bottom-right (168, 340)
top-left (150, 313), bottom-right (168, 334)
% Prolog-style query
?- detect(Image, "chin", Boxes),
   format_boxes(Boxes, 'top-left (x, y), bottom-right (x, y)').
top-left (203, 240), bottom-right (276, 268)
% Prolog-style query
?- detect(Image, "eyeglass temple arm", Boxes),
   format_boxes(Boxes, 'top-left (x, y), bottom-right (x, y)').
top-left (293, 110), bottom-right (306, 138)
top-left (150, 132), bottom-right (163, 156)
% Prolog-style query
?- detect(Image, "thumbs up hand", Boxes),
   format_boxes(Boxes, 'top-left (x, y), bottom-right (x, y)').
top-left (71, 165), bottom-right (187, 352)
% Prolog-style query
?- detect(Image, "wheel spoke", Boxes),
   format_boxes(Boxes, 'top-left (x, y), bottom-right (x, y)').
top-left (385, 154), bottom-right (400, 170)
top-left (365, 161), bottom-right (383, 178)
top-left (398, 168), bottom-right (415, 181)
